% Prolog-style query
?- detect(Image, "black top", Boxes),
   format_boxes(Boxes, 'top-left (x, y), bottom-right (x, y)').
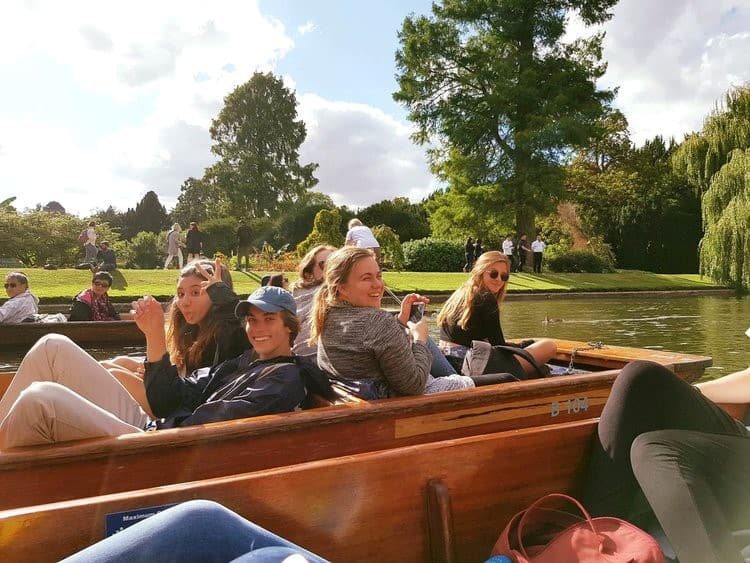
top-left (439, 290), bottom-right (505, 347)
top-left (145, 350), bottom-right (334, 428)
top-left (473, 242), bottom-right (484, 260)
top-left (236, 225), bottom-right (252, 245)
top-left (185, 229), bottom-right (203, 253)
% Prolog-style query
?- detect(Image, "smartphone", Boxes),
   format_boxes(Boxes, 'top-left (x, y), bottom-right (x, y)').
top-left (409, 302), bottom-right (425, 323)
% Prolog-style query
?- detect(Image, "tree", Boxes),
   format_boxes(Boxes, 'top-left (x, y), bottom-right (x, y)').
top-left (394, 0), bottom-right (617, 238)
top-left (207, 72), bottom-right (319, 218)
top-left (121, 191), bottom-right (170, 240)
top-left (273, 191), bottom-right (336, 249)
top-left (172, 177), bottom-right (227, 226)
top-left (42, 201), bottom-right (66, 214)
top-left (296, 209), bottom-right (344, 257)
top-left (359, 197), bottom-right (430, 243)
top-left (673, 86), bottom-right (750, 289)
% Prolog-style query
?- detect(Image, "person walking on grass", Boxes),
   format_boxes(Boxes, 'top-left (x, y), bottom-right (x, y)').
top-left (185, 222), bottom-right (204, 262)
top-left (236, 220), bottom-right (252, 272)
top-left (164, 224), bottom-right (185, 270)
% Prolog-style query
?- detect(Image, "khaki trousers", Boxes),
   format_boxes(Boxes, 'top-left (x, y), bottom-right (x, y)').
top-left (0, 334), bottom-right (150, 449)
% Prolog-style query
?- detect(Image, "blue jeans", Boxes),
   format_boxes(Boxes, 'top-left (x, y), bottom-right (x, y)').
top-left (426, 336), bottom-right (457, 376)
top-left (62, 500), bottom-right (328, 563)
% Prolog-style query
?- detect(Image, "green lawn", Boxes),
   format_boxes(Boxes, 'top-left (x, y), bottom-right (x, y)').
top-left (0, 268), bottom-right (727, 303)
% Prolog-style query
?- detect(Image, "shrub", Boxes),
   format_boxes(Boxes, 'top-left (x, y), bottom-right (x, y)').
top-left (372, 225), bottom-right (405, 270)
top-left (402, 238), bottom-right (463, 272)
top-left (297, 209), bottom-right (344, 257)
top-left (546, 250), bottom-right (615, 273)
top-left (127, 231), bottom-right (162, 269)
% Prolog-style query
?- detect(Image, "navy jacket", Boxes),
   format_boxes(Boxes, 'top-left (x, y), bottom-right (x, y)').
top-left (145, 350), bottom-right (335, 429)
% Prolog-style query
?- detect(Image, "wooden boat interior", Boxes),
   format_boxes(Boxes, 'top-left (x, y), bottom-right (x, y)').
top-left (0, 340), bottom-right (713, 511)
top-left (0, 419), bottom-right (598, 563)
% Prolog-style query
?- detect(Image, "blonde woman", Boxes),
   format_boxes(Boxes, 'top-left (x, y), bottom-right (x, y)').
top-left (309, 247), bottom-right (505, 400)
top-left (291, 244), bottom-right (336, 357)
top-left (437, 250), bottom-right (556, 376)
top-left (164, 223), bottom-right (185, 269)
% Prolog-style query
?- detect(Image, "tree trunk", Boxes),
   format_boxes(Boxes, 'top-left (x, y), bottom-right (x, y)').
top-left (516, 205), bottom-right (535, 272)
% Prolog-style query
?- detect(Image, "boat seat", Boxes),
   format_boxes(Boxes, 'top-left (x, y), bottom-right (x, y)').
top-left (306, 383), bottom-right (366, 408)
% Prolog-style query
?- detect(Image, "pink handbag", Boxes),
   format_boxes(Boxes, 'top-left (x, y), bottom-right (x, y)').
top-left (491, 493), bottom-right (665, 563)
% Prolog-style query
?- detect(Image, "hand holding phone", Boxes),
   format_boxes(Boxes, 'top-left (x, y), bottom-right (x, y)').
top-left (409, 302), bottom-right (425, 323)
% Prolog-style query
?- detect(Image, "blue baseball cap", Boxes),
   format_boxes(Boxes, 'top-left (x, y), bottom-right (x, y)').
top-left (235, 285), bottom-right (297, 318)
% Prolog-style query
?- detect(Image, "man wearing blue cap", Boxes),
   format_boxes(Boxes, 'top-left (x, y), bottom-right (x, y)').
top-left (0, 286), bottom-right (334, 447)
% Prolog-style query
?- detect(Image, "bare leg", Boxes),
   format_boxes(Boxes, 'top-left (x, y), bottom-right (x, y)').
top-left (516, 338), bottom-right (557, 375)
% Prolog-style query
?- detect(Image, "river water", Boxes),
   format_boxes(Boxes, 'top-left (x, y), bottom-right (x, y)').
top-left (2, 294), bottom-right (748, 380)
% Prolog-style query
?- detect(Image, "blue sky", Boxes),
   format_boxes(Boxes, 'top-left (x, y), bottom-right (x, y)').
top-left (1, 0), bottom-right (749, 217)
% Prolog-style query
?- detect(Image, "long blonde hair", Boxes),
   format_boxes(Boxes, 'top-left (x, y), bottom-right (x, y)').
top-left (308, 246), bottom-right (375, 344)
top-left (291, 244), bottom-right (337, 291)
top-left (436, 251), bottom-right (510, 330)
top-left (166, 259), bottom-right (233, 371)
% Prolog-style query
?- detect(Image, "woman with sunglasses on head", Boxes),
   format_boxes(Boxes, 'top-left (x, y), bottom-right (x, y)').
top-left (290, 244), bottom-right (337, 358)
top-left (69, 271), bottom-right (120, 322)
top-left (0, 272), bottom-right (39, 323)
top-left (437, 251), bottom-right (556, 377)
top-left (101, 258), bottom-right (251, 415)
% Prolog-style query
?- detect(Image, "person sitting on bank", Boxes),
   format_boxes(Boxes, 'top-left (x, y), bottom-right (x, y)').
top-left (0, 286), bottom-right (334, 449)
top-left (69, 271), bottom-right (120, 322)
top-left (0, 272), bottom-right (39, 323)
top-left (95, 241), bottom-right (117, 272)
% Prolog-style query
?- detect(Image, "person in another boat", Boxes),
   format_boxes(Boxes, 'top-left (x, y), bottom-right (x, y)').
top-left (62, 500), bottom-right (326, 563)
top-left (69, 271), bottom-right (120, 322)
top-left (0, 285), bottom-right (333, 448)
top-left (309, 247), bottom-right (505, 400)
top-left (437, 251), bottom-right (556, 376)
top-left (582, 357), bottom-right (750, 563)
top-left (0, 272), bottom-right (38, 323)
top-left (291, 244), bottom-right (336, 358)
top-left (102, 258), bottom-right (250, 413)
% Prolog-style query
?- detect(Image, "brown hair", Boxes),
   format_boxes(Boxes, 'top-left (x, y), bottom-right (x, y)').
top-left (292, 244), bottom-right (337, 291)
top-left (308, 246), bottom-right (375, 344)
top-left (166, 259), bottom-right (232, 371)
top-left (436, 251), bottom-right (511, 331)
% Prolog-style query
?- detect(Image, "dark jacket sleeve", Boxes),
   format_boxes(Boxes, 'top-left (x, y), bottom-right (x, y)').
top-left (69, 299), bottom-right (92, 321)
top-left (177, 366), bottom-right (307, 426)
top-left (206, 282), bottom-right (251, 365)
top-left (144, 353), bottom-right (221, 418)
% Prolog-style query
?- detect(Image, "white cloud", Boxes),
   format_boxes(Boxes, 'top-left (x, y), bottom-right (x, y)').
top-left (596, 0), bottom-right (750, 144)
top-left (298, 21), bottom-right (317, 36)
top-left (298, 94), bottom-right (433, 210)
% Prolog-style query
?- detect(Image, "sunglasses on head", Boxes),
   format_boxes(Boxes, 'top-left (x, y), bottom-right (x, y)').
top-left (488, 270), bottom-right (510, 281)
top-left (4, 283), bottom-right (17, 289)
top-left (317, 260), bottom-right (326, 270)
top-left (93, 281), bottom-right (110, 288)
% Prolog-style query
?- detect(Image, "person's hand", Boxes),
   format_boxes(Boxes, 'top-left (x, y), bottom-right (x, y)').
top-left (131, 295), bottom-right (165, 338)
top-left (195, 258), bottom-right (224, 293)
top-left (398, 293), bottom-right (430, 327)
top-left (408, 317), bottom-right (428, 344)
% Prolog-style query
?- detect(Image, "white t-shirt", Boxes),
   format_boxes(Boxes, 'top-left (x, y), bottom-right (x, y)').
top-left (345, 226), bottom-right (380, 249)
top-left (531, 240), bottom-right (546, 253)
top-left (86, 227), bottom-right (97, 245)
top-left (502, 239), bottom-right (514, 255)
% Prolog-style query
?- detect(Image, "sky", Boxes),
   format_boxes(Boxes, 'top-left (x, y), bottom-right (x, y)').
top-left (1, 0), bottom-right (749, 217)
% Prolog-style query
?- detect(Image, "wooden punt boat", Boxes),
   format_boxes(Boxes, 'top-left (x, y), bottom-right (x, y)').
top-left (0, 419), bottom-right (604, 562)
top-left (0, 340), bottom-right (710, 513)
top-left (0, 319), bottom-right (144, 347)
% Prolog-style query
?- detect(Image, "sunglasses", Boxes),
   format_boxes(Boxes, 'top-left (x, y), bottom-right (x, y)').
top-left (317, 260), bottom-right (326, 270)
top-left (93, 281), bottom-right (111, 288)
top-left (488, 270), bottom-right (510, 282)
top-left (4, 283), bottom-right (17, 289)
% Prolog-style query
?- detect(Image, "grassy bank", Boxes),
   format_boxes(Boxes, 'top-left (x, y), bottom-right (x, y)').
top-left (0, 268), bottom-right (727, 303)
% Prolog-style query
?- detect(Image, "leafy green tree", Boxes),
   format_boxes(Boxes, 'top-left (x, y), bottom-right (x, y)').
top-left (371, 225), bottom-right (406, 270)
top-left (273, 191), bottom-right (336, 249)
top-left (121, 191), bottom-right (170, 240)
top-left (394, 0), bottom-right (617, 238)
top-left (172, 177), bottom-right (228, 226)
top-left (42, 201), bottom-right (66, 214)
top-left (207, 72), bottom-right (319, 218)
top-left (297, 209), bottom-right (344, 257)
top-left (359, 197), bottom-right (429, 243)
top-left (127, 231), bottom-right (162, 269)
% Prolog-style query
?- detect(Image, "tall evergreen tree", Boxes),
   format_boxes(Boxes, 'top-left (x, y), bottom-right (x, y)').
top-left (121, 190), bottom-right (170, 239)
top-left (673, 86), bottom-right (750, 289)
top-left (394, 0), bottom-right (617, 238)
top-left (207, 72), bottom-right (319, 219)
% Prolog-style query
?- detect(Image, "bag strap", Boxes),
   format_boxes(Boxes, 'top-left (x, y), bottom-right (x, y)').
top-left (492, 344), bottom-right (548, 379)
top-left (516, 493), bottom-right (597, 558)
